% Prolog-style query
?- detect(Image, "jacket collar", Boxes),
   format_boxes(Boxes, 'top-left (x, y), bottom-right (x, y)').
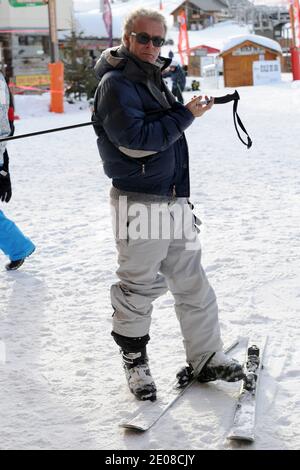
top-left (103, 45), bottom-right (174, 110)
top-left (121, 47), bottom-right (173, 110)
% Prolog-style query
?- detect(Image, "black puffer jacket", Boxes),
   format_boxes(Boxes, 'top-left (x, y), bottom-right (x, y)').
top-left (92, 46), bottom-right (194, 197)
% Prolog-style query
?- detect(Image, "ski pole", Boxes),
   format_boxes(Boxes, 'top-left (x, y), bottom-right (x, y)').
top-left (0, 121), bottom-right (96, 142)
top-left (0, 91), bottom-right (252, 148)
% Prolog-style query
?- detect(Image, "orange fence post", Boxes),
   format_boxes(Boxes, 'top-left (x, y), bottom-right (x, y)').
top-left (48, 61), bottom-right (64, 113)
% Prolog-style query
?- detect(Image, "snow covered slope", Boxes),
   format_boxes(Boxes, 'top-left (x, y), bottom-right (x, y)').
top-left (0, 77), bottom-right (299, 450)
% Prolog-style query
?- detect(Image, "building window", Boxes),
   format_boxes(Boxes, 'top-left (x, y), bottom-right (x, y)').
top-left (18, 35), bottom-right (44, 46)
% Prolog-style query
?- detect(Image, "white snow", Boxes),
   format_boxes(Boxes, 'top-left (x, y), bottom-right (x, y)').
top-left (221, 33), bottom-right (282, 55)
top-left (0, 73), bottom-right (299, 450)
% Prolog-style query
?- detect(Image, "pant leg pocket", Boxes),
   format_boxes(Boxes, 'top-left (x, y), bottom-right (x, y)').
top-left (187, 200), bottom-right (202, 233)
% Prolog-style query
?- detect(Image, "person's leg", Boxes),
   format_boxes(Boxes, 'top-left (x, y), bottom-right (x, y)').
top-left (0, 210), bottom-right (35, 265)
top-left (111, 331), bottom-right (157, 400)
top-left (110, 197), bottom-right (170, 399)
top-left (111, 235), bottom-right (169, 338)
top-left (110, 197), bottom-right (170, 337)
top-left (172, 81), bottom-right (184, 103)
top-left (172, 83), bottom-right (179, 101)
top-left (177, 85), bottom-right (184, 104)
top-left (160, 200), bottom-right (222, 370)
top-left (161, 200), bottom-right (244, 383)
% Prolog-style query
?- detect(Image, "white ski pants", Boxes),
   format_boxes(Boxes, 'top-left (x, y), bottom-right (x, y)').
top-left (110, 195), bottom-right (222, 368)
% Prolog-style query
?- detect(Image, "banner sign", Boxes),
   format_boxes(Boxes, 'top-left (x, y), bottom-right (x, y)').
top-left (8, 0), bottom-right (47, 6)
top-left (233, 46), bottom-right (265, 56)
top-left (178, 10), bottom-right (190, 66)
top-left (253, 60), bottom-right (281, 86)
top-left (16, 74), bottom-right (50, 87)
top-left (100, 0), bottom-right (113, 47)
top-left (290, 0), bottom-right (300, 47)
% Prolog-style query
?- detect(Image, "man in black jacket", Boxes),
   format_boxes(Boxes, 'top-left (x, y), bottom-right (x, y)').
top-left (93, 8), bottom-right (243, 401)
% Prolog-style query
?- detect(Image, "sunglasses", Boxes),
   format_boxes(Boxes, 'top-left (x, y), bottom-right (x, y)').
top-left (130, 32), bottom-right (165, 48)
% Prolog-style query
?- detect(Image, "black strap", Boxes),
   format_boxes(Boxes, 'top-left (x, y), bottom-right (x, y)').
top-left (214, 90), bottom-right (252, 149)
top-left (3, 149), bottom-right (9, 171)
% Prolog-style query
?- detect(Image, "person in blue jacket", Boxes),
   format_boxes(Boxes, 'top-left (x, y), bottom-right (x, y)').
top-left (0, 71), bottom-right (35, 270)
top-left (93, 8), bottom-right (243, 401)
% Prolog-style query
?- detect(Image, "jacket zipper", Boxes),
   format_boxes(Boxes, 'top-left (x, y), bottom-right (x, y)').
top-left (142, 163), bottom-right (145, 175)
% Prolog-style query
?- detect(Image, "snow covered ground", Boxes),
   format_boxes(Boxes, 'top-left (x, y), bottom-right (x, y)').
top-left (0, 76), bottom-right (299, 450)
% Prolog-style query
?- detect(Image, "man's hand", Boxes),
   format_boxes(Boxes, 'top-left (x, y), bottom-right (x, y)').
top-left (186, 95), bottom-right (214, 118)
top-left (0, 170), bottom-right (12, 203)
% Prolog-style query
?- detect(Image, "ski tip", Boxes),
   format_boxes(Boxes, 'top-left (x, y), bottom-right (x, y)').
top-left (119, 422), bottom-right (147, 432)
top-left (227, 433), bottom-right (255, 443)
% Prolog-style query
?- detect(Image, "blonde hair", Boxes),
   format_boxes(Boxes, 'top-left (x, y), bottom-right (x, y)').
top-left (122, 8), bottom-right (167, 46)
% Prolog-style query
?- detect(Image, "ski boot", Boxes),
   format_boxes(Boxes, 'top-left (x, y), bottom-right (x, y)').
top-left (197, 350), bottom-right (245, 383)
top-left (122, 348), bottom-right (157, 401)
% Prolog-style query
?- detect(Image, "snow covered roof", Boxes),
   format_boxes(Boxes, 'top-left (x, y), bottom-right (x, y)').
top-left (160, 20), bottom-right (252, 62)
top-left (171, 0), bottom-right (228, 14)
top-left (189, 44), bottom-right (220, 53)
top-left (220, 34), bottom-right (282, 55)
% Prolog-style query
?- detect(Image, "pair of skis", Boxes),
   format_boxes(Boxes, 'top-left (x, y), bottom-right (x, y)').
top-left (120, 336), bottom-right (267, 443)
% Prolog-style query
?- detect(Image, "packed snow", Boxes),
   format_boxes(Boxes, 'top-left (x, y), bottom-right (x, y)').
top-left (0, 0), bottom-right (299, 450)
top-left (0, 72), bottom-right (299, 450)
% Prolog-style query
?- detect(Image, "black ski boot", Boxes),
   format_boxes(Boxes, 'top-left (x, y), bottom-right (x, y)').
top-left (122, 348), bottom-right (157, 401)
top-left (112, 332), bottom-right (156, 401)
top-left (176, 351), bottom-right (244, 387)
top-left (197, 350), bottom-right (244, 383)
top-left (5, 258), bottom-right (25, 271)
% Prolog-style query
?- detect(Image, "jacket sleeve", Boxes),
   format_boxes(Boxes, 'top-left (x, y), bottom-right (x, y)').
top-left (94, 74), bottom-right (194, 157)
top-left (0, 74), bottom-right (11, 164)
